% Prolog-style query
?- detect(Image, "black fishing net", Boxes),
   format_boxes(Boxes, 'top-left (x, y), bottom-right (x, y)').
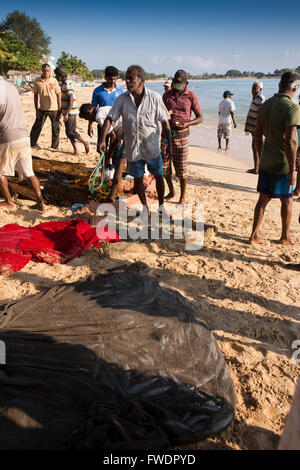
top-left (0, 265), bottom-right (235, 450)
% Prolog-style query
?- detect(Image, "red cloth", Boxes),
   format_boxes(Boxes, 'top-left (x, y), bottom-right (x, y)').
top-left (0, 219), bottom-right (120, 274)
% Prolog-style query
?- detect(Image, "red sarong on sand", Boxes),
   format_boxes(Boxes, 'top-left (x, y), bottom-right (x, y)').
top-left (0, 219), bottom-right (120, 274)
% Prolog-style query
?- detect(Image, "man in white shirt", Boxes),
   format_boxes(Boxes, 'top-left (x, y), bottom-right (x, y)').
top-left (99, 65), bottom-right (172, 211)
top-left (217, 90), bottom-right (237, 152)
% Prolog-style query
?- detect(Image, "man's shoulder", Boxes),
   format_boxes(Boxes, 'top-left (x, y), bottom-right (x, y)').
top-left (145, 88), bottom-right (162, 100)
top-left (112, 91), bottom-right (129, 105)
top-left (94, 83), bottom-right (105, 93)
top-left (185, 87), bottom-right (198, 99)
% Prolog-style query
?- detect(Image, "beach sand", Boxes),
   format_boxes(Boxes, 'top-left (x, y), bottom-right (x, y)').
top-left (0, 85), bottom-right (299, 450)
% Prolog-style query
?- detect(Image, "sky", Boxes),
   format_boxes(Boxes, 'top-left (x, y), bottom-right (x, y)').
top-left (1, 1), bottom-right (300, 75)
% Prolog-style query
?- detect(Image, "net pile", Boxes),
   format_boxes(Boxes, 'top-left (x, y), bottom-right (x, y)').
top-left (0, 266), bottom-right (235, 449)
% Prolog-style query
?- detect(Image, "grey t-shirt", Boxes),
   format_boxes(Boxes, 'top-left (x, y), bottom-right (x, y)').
top-left (0, 79), bottom-right (28, 143)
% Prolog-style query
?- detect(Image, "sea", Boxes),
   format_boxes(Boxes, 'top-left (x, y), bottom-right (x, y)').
top-left (145, 78), bottom-right (286, 166)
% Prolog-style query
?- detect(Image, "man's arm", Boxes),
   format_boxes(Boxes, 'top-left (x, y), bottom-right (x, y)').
top-left (231, 112), bottom-right (237, 128)
top-left (99, 97), bottom-right (122, 151)
top-left (176, 109), bottom-right (203, 130)
top-left (161, 120), bottom-right (172, 160)
top-left (56, 89), bottom-right (61, 120)
top-left (255, 119), bottom-right (264, 161)
top-left (284, 125), bottom-right (298, 185)
top-left (89, 89), bottom-right (98, 137)
top-left (88, 120), bottom-right (93, 138)
top-left (34, 92), bottom-right (40, 119)
top-left (64, 93), bottom-right (73, 121)
top-left (99, 117), bottom-right (113, 153)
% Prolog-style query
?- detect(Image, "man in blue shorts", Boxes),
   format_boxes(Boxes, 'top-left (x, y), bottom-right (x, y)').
top-left (249, 71), bottom-right (300, 245)
top-left (99, 65), bottom-right (172, 211)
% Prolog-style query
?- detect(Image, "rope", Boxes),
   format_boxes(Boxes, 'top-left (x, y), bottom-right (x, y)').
top-left (88, 151), bottom-right (106, 194)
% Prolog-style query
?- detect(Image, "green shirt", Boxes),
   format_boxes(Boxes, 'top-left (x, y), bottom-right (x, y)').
top-left (257, 93), bottom-right (300, 174)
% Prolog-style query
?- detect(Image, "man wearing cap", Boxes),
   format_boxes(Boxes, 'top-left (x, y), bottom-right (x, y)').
top-left (245, 81), bottom-right (266, 174)
top-left (161, 69), bottom-right (203, 205)
top-left (163, 80), bottom-right (172, 93)
top-left (217, 90), bottom-right (237, 152)
top-left (249, 71), bottom-right (300, 245)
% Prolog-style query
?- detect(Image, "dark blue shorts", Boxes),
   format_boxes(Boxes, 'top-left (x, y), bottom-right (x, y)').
top-left (257, 170), bottom-right (293, 198)
top-left (127, 155), bottom-right (163, 179)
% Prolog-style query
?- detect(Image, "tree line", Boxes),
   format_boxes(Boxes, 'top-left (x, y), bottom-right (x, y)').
top-left (0, 10), bottom-right (299, 82)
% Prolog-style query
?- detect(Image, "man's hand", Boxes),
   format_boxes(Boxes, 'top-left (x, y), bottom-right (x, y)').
top-left (174, 121), bottom-right (189, 130)
top-left (64, 113), bottom-right (69, 122)
top-left (288, 169), bottom-right (297, 186)
top-left (99, 141), bottom-right (106, 153)
top-left (245, 131), bottom-right (250, 135)
top-left (56, 110), bottom-right (62, 121)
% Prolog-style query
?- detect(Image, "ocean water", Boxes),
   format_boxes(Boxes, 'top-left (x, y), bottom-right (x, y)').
top-left (116, 79), bottom-right (298, 166)
top-left (145, 78), bottom-right (285, 166)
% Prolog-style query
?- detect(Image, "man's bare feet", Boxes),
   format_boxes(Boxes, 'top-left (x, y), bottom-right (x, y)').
top-left (225, 148), bottom-right (229, 153)
top-left (165, 192), bottom-right (175, 200)
top-left (217, 147), bottom-right (221, 152)
top-left (84, 142), bottom-right (90, 154)
top-left (279, 237), bottom-right (298, 245)
top-left (179, 198), bottom-right (185, 207)
top-left (249, 234), bottom-right (266, 244)
top-left (0, 201), bottom-right (16, 210)
top-left (31, 202), bottom-right (46, 212)
top-left (247, 168), bottom-right (258, 174)
top-left (74, 151), bottom-right (80, 156)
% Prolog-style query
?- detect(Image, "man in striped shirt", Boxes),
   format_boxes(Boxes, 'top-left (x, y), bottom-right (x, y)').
top-left (244, 81), bottom-right (265, 174)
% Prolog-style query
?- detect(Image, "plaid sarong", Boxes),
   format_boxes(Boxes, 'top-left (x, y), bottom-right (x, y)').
top-left (161, 136), bottom-right (189, 178)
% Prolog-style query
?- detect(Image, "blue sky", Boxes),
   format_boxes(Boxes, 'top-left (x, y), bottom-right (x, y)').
top-left (1, 1), bottom-right (300, 75)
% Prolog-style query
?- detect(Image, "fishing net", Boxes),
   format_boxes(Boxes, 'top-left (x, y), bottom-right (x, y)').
top-left (0, 264), bottom-right (235, 450)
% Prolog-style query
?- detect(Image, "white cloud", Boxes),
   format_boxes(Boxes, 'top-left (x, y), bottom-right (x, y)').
top-left (232, 54), bottom-right (241, 61)
top-left (152, 56), bottom-right (166, 64)
top-left (285, 50), bottom-right (300, 60)
top-left (171, 55), bottom-right (216, 70)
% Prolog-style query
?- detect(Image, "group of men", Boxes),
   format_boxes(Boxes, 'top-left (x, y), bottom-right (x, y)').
top-left (0, 64), bottom-right (300, 248)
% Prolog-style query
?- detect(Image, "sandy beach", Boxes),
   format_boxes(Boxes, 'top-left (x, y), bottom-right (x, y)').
top-left (0, 84), bottom-right (299, 450)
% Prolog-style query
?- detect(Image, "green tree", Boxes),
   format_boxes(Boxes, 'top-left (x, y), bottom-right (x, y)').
top-left (295, 65), bottom-right (300, 74)
top-left (225, 69), bottom-right (242, 77)
top-left (56, 51), bottom-right (93, 81)
top-left (0, 32), bottom-right (40, 76)
top-left (0, 10), bottom-right (51, 60)
top-left (255, 72), bottom-right (265, 79)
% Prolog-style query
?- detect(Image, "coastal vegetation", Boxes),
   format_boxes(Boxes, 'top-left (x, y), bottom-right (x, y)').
top-left (0, 10), bottom-right (299, 81)
top-left (56, 52), bottom-right (93, 81)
